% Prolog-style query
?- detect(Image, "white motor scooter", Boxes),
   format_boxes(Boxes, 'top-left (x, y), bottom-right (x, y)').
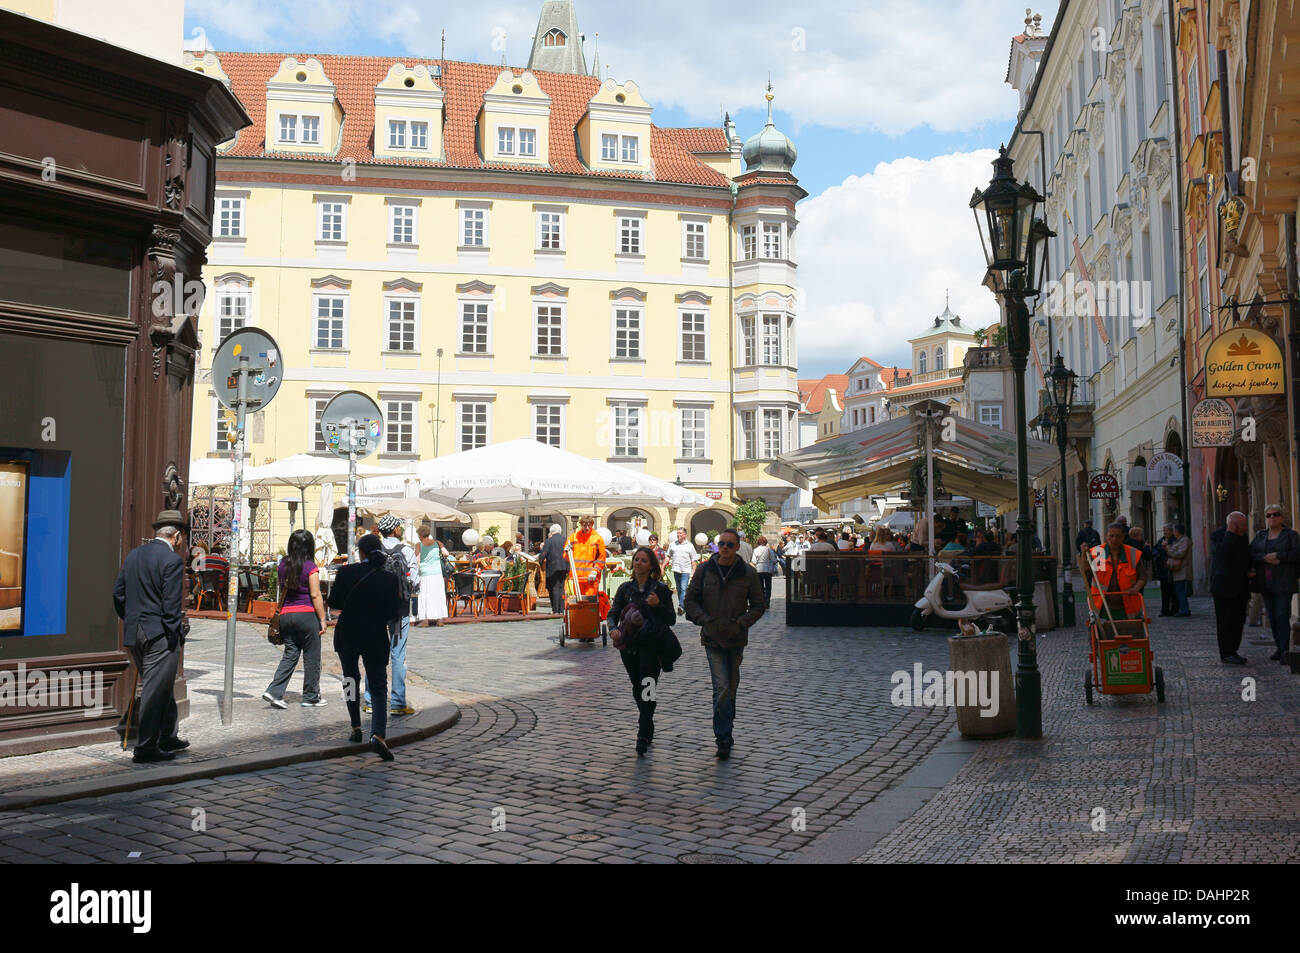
top-left (911, 561), bottom-right (1014, 632)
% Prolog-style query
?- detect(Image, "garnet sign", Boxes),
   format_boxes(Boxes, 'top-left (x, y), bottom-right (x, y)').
top-left (1088, 473), bottom-right (1120, 500)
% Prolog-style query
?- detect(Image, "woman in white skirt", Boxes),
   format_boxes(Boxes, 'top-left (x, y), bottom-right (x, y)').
top-left (414, 525), bottom-right (450, 626)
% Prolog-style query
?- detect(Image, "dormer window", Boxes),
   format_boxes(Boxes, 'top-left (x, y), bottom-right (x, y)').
top-left (389, 121), bottom-right (406, 149)
top-left (621, 136), bottom-right (639, 162)
top-left (497, 127), bottom-right (514, 155)
top-left (544, 28), bottom-right (566, 46)
top-left (601, 134), bottom-right (618, 160)
top-left (411, 122), bottom-right (428, 149)
top-left (302, 116), bottom-right (320, 144)
top-left (278, 114), bottom-right (297, 142)
top-left (519, 129), bottom-right (536, 156)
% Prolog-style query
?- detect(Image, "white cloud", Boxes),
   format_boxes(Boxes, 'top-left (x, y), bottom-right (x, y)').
top-left (796, 149), bottom-right (1004, 374)
top-left (187, 0), bottom-right (1037, 136)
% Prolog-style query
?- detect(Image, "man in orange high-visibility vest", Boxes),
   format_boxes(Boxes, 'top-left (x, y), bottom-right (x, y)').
top-left (1084, 523), bottom-right (1150, 620)
top-left (566, 515), bottom-right (607, 599)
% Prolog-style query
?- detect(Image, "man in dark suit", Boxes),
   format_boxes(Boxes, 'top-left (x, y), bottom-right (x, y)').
top-left (113, 510), bottom-right (189, 762)
top-left (1210, 511), bottom-right (1252, 665)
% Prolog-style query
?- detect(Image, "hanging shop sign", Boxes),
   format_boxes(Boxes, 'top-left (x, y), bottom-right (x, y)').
top-left (1127, 465), bottom-right (1148, 492)
top-left (1204, 328), bottom-right (1285, 397)
top-left (1088, 473), bottom-right (1120, 500)
top-left (1146, 451), bottom-right (1185, 487)
top-left (1190, 398), bottom-right (1235, 447)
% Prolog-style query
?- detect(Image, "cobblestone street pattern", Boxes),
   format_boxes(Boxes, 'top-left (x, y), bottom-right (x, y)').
top-left (856, 596), bottom-right (1300, 863)
top-left (0, 582), bottom-right (955, 863)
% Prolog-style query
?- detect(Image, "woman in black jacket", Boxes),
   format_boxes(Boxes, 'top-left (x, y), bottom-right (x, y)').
top-left (1250, 504), bottom-right (1300, 662)
top-left (610, 545), bottom-right (679, 755)
top-left (327, 534), bottom-right (403, 760)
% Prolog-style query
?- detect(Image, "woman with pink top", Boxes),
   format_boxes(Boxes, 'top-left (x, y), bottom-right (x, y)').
top-left (262, 529), bottom-right (328, 709)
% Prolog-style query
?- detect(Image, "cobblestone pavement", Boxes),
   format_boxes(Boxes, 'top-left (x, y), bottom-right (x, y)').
top-left (0, 619), bottom-right (443, 798)
top-left (0, 579), bottom-right (961, 863)
top-left (856, 595), bottom-right (1300, 863)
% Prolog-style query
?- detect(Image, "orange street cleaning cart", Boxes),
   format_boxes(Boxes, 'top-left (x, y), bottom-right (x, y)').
top-left (1079, 549), bottom-right (1165, 705)
top-left (560, 535), bottom-right (609, 647)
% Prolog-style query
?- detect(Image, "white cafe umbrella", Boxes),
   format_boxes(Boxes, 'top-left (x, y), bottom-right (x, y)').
top-left (246, 453), bottom-right (411, 512)
top-left (355, 495), bottom-right (468, 523)
top-left (188, 457), bottom-right (236, 488)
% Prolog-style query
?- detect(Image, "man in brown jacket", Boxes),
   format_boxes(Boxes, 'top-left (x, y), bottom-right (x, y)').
top-left (1166, 523), bottom-right (1193, 616)
top-left (684, 527), bottom-right (766, 759)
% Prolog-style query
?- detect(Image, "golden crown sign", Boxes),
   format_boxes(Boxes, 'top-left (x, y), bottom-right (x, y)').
top-left (1204, 327), bottom-right (1284, 397)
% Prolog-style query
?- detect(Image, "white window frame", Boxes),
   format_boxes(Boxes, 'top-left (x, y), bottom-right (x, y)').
top-left (678, 406), bottom-right (708, 459)
top-left (601, 133), bottom-right (618, 161)
top-left (741, 224), bottom-right (757, 260)
top-left (760, 312), bottom-right (782, 366)
top-left (978, 405), bottom-right (1003, 429)
top-left (617, 214), bottom-right (643, 255)
top-left (682, 219), bottom-right (707, 260)
top-left (213, 398), bottom-right (234, 452)
top-left (740, 409), bottom-right (757, 460)
top-left (762, 408), bottom-right (783, 458)
top-left (918, 350), bottom-right (928, 374)
top-left (740, 315), bottom-right (756, 366)
top-left (1187, 55), bottom-right (1202, 139)
top-left (537, 209), bottom-right (565, 250)
top-left (384, 296), bottom-right (419, 353)
top-left (534, 302), bottom-right (566, 357)
top-left (762, 221), bottom-right (783, 259)
top-left (1197, 236), bottom-right (1211, 331)
top-left (317, 199), bottom-right (347, 242)
top-left (410, 121), bottom-right (429, 150)
top-left (610, 402), bottom-right (642, 458)
top-left (382, 399), bottom-right (417, 454)
top-left (310, 396), bottom-right (333, 451)
top-left (935, 346), bottom-right (945, 371)
top-left (215, 287), bottom-right (249, 343)
top-left (389, 203), bottom-right (417, 245)
top-left (461, 206), bottom-right (487, 247)
top-left (518, 127), bottom-right (537, 157)
top-left (496, 125), bottom-right (515, 156)
top-left (388, 119), bottom-right (407, 149)
top-left (301, 114), bottom-right (321, 145)
top-left (458, 401), bottom-right (491, 451)
top-left (312, 294), bottom-right (348, 350)
top-left (459, 299), bottom-right (492, 354)
top-left (620, 135), bottom-right (639, 162)
top-left (277, 113), bottom-right (297, 143)
top-left (533, 402), bottom-right (564, 448)
top-left (611, 306), bottom-right (642, 360)
top-left (216, 196), bottom-right (245, 238)
top-left (679, 309), bottom-right (708, 362)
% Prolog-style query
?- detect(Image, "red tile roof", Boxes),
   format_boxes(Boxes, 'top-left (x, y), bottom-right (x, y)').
top-left (214, 53), bottom-right (729, 188)
top-left (878, 367), bottom-right (909, 388)
top-left (662, 126), bottom-right (731, 153)
top-left (800, 374), bottom-right (849, 414)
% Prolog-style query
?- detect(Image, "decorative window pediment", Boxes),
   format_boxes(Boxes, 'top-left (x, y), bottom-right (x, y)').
top-left (382, 278), bottom-right (423, 293)
top-left (531, 281), bottom-right (569, 297)
top-left (310, 274), bottom-right (352, 290)
top-left (610, 287), bottom-right (647, 301)
top-left (456, 279), bottom-right (496, 295)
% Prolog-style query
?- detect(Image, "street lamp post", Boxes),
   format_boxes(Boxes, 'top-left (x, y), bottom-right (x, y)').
top-left (971, 145), bottom-right (1049, 739)
top-left (1048, 353), bottom-right (1078, 627)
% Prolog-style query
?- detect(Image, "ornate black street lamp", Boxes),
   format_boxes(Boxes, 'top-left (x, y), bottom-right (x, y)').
top-left (1047, 352), bottom-right (1078, 627)
top-left (971, 145), bottom-right (1048, 739)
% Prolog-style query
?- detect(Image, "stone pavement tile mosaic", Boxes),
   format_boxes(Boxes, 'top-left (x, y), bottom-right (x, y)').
top-left (0, 619), bottom-right (441, 796)
top-left (0, 579), bottom-right (961, 863)
top-left (855, 595), bottom-right (1300, 863)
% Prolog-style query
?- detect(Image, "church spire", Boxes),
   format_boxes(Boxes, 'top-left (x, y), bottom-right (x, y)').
top-left (527, 1), bottom-right (587, 74)
top-left (590, 31), bottom-right (600, 77)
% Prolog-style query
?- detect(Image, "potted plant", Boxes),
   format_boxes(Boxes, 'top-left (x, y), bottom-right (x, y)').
top-left (251, 562), bottom-right (279, 620)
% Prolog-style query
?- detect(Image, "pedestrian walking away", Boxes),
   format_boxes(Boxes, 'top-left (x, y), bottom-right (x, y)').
top-left (1210, 512), bottom-right (1252, 664)
top-left (1250, 504), bottom-right (1300, 663)
top-left (609, 546), bottom-right (682, 755)
top-left (366, 515), bottom-right (417, 716)
top-left (540, 523), bottom-right (568, 616)
top-left (751, 535), bottom-right (780, 607)
top-left (667, 528), bottom-right (696, 616)
top-left (263, 529), bottom-right (328, 707)
top-left (112, 510), bottom-right (191, 763)
top-left (1166, 524), bottom-right (1193, 616)
top-left (1153, 524), bottom-right (1177, 616)
top-left (328, 534), bottom-right (403, 760)
top-left (683, 527), bottom-right (766, 759)
top-left (414, 525), bottom-right (450, 627)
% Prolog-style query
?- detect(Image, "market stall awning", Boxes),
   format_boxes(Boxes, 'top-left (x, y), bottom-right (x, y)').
top-left (767, 400), bottom-right (1057, 514)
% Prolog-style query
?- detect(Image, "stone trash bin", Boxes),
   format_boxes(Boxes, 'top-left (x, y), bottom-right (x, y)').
top-left (947, 632), bottom-right (1016, 737)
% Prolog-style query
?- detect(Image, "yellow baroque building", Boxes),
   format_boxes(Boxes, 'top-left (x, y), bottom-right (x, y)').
top-left (184, 12), bottom-right (804, 548)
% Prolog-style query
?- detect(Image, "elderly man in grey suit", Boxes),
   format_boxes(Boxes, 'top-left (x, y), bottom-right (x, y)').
top-left (113, 510), bottom-right (190, 763)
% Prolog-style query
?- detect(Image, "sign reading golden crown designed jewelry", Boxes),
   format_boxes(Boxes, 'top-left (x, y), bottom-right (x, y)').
top-left (1204, 328), bottom-right (1285, 397)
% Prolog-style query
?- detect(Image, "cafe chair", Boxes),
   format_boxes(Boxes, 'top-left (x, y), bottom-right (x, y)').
top-left (480, 570), bottom-right (504, 614)
top-left (451, 571), bottom-right (485, 618)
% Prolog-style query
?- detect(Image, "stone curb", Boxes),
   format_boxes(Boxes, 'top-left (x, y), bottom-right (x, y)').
top-left (0, 695), bottom-right (460, 812)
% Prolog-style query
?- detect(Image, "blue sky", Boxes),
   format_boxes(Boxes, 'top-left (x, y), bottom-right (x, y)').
top-left (185, 0), bottom-right (1046, 379)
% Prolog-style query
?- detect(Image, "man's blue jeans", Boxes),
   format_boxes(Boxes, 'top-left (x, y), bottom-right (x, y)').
top-left (1174, 580), bottom-right (1191, 615)
top-left (704, 644), bottom-right (744, 744)
top-left (365, 614), bottom-right (409, 709)
top-left (674, 572), bottom-right (691, 609)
